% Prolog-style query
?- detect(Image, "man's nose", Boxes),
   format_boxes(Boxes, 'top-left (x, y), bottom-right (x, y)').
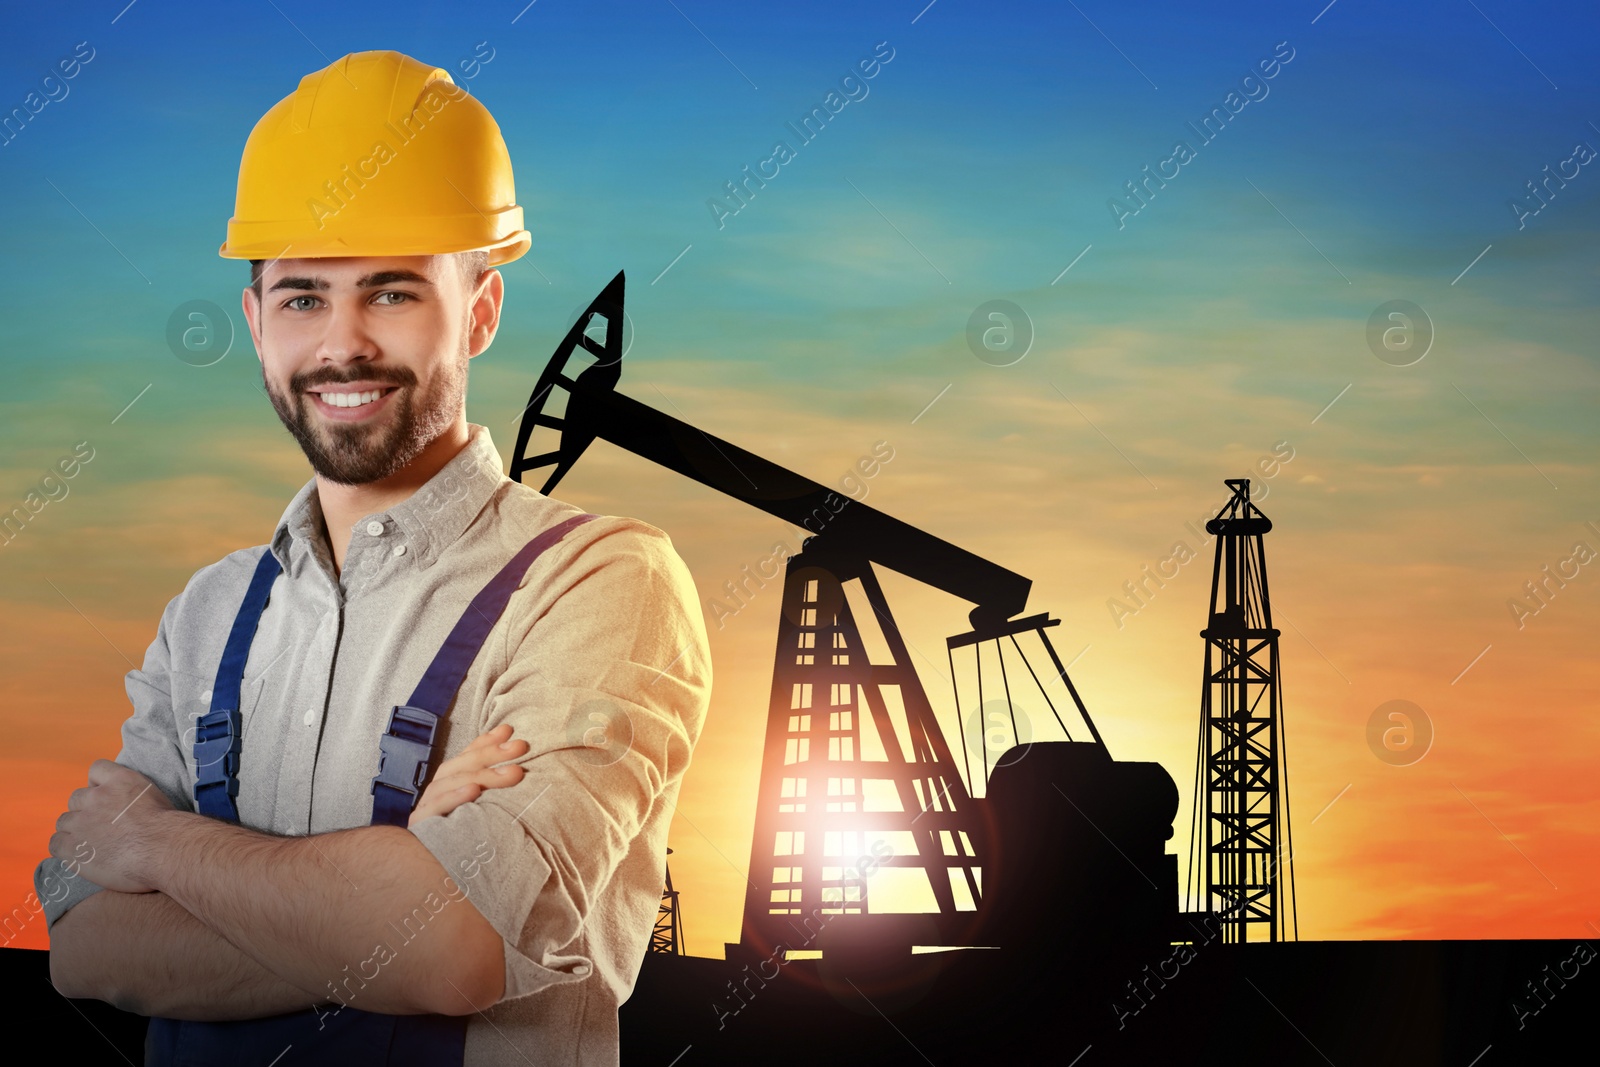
top-left (316, 299), bottom-right (379, 366)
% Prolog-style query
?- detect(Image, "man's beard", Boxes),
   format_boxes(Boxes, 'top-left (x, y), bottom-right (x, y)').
top-left (262, 345), bottom-right (468, 486)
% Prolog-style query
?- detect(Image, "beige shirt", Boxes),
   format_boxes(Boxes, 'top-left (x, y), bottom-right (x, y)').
top-left (32, 422), bottom-right (712, 1065)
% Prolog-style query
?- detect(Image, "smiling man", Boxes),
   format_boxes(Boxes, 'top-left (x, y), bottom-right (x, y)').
top-left (33, 50), bottom-right (711, 1067)
top-left (261, 260), bottom-right (471, 482)
top-left (251, 254), bottom-right (492, 566)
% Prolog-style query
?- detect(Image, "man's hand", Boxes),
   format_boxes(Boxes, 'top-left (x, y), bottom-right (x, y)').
top-left (409, 723), bottom-right (528, 827)
top-left (47, 725), bottom-right (524, 891)
top-left (45, 729), bottom-right (520, 1013)
top-left (49, 759), bottom-right (175, 894)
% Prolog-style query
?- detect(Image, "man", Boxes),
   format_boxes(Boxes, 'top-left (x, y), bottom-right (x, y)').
top-left (33, 50), bottom-right (711, 1065)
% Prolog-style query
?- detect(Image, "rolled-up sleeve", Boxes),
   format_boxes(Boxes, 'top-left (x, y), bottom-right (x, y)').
top-left (34, 588), bottom-right (195, 930)
top-left (408, 516), bottom-right (712, 1003)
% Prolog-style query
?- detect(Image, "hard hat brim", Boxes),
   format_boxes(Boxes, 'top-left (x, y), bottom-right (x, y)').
top-left (218, 225), bottom-right (531, 267)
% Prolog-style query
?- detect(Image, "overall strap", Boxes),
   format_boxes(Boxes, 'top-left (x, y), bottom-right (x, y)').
top-left (195, 548), bottom-right (284, 822)
top-left (369, 512), bottom-right (600, 827)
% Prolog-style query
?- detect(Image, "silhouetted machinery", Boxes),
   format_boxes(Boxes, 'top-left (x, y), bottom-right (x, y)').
top-left (1187, 479), bottom-right (1297, 943)
top-left (650, 848), bottom-right (684, 956)
top-left (513, 273), bottom-right (1182, 977)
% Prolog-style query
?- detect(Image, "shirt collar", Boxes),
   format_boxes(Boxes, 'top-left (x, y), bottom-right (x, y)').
top-left (271, 423), bottom-right (509, 574)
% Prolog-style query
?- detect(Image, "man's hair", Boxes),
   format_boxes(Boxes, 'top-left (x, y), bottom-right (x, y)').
top-left (248, 249), bottom-right (491, 301)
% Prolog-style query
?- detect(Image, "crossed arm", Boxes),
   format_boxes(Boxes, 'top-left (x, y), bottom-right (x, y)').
top-left (47, 727), bottom-right (526, 1020)
top-left (48, 519), bottom-right (711, 1023)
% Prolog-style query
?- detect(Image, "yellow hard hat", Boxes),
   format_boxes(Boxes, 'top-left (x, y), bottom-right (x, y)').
top-left (219, 50), bottom-right (530, 266)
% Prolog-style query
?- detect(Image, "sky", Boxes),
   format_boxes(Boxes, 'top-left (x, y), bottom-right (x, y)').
top-left (2, 0), bottom-right (1598, 962)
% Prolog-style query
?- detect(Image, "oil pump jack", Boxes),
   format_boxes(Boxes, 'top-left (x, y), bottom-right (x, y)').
top-left (512, 273), bottom-right (1182, 973)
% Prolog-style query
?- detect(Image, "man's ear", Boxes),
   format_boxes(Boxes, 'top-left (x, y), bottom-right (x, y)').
top-left (241, 286), bottom-right (264, 363)
top-left (467, 268), bottom-right (504, 360)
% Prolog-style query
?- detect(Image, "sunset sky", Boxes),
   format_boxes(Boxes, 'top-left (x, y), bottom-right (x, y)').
top-left (2, 0), bottom-right (1598, 962)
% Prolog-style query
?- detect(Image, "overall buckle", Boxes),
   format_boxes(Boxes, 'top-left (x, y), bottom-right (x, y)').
top-left (370, 704), bottom-right (440, 806)
top-left (193, 707), bottom-right (243, 806)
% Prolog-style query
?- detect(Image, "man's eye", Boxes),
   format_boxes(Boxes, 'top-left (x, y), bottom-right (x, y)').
top-left (284, 296), bottom-right (319, 312)
top-left (374, 291), bottom-right (412, 306)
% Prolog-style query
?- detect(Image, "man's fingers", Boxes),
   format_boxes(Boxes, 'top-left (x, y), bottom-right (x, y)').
top-left (86, 758), bottom-right (122, 786)
top-left (431, 734), bottom-right (528, 783)
top-left (467, 723), bottom-right (514, 749)
top-left (429, 763), bottom-right (526, 798)
top-left (408, 729), bottom-right (528, 827)
top-left (410, 781), bottom-right (489, 826)
top-left (445, 725), bottom-right (513, 765)
top-left (48, 825), bottom-right (85, 863)
top-left (408, 761), bottom-right (528, 826)
top-left (457, 724), bottom-right (513, 759)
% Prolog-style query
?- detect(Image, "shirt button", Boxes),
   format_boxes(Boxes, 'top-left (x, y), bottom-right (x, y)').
top-left (572, 963), bottom-right (591, 977)
top-left (303, 707), bottom-right (316, 727)
top-left (201, 689), bottom-right (212, 703)
top-left (366, 521), bottom-right (385, 536)
top-left (393, 544), bottom-right (407, 557)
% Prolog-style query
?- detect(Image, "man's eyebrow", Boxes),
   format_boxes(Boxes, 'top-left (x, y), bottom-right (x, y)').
top-left (266, 276), bottom-right (326, 293)
top-left (265, 269), bottom-right (437, 294)
top-left (356, 269), bottom-right (435, 289)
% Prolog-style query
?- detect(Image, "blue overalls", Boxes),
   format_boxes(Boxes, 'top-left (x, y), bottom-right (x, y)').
top-left (145, 513), bottom-right (598, 1066)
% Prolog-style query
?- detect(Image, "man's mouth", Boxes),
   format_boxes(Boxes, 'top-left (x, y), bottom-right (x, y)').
top-left (306, 385), bottom-right (400, 417)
